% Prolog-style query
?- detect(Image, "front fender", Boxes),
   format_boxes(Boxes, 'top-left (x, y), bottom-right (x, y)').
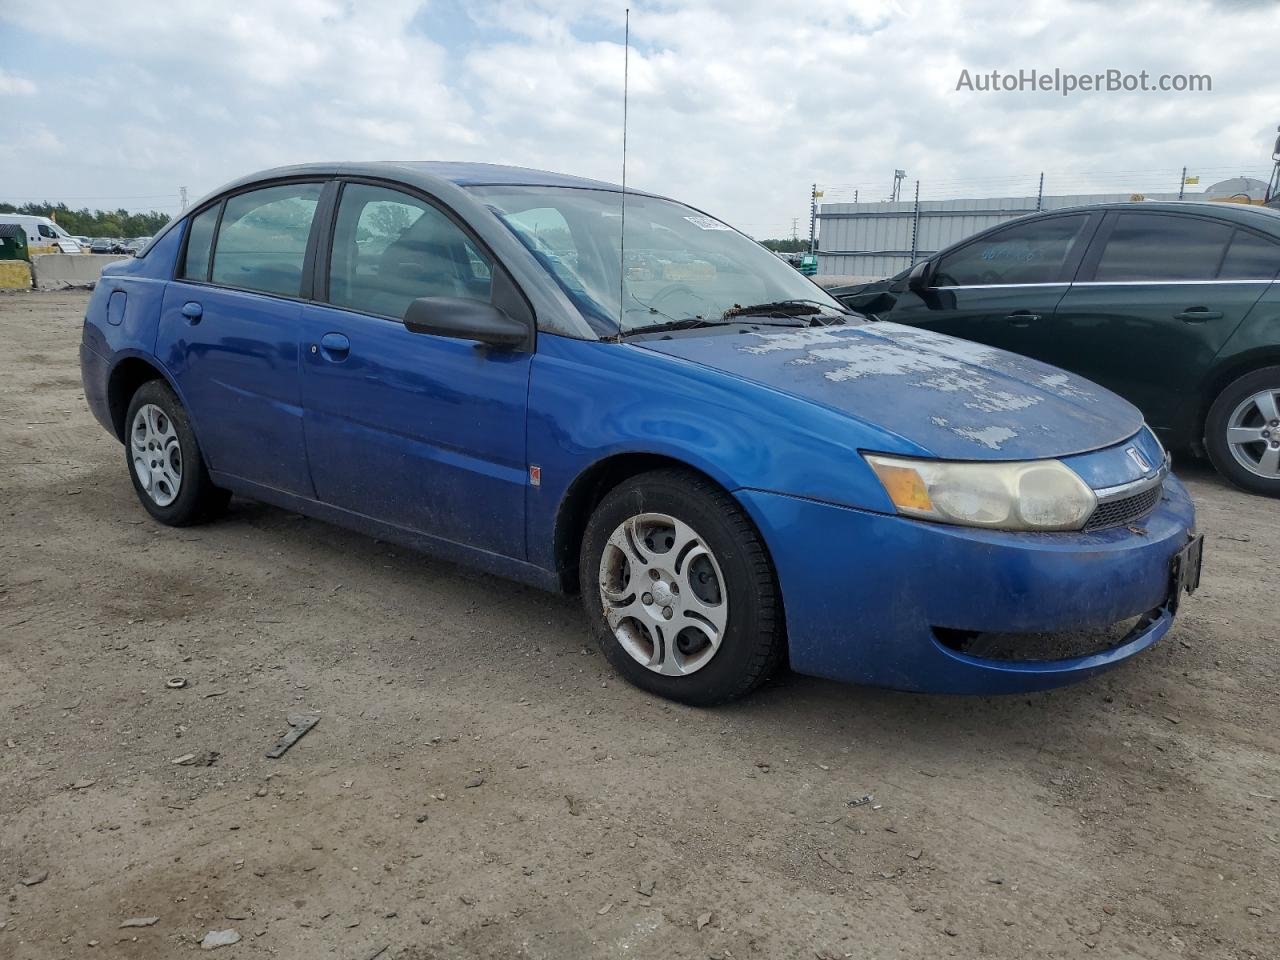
top-left (525, 334), bottom-right (921, 571)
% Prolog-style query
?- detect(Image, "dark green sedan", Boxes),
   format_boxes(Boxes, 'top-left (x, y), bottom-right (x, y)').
top-left (832, 201), bottom-right (1280, 496)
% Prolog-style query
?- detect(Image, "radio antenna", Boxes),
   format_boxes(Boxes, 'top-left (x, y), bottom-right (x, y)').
top-left (617, 7), bottom-right (630, 337)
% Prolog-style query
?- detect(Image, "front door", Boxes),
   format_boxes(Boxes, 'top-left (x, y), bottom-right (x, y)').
top-left (299, 181), bottom-right (532, 558)
top-left (156, 181), bottom-right (326, 496)
top-left (888, 212), bottom-right (1097, 356)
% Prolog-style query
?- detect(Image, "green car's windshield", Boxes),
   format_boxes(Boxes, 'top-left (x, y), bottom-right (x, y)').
top-left (470, 185), bottom-right (846, 336)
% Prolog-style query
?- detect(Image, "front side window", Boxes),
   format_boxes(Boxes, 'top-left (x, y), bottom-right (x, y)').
top-left (328, 183), bottom-right (492, 319)
top-left (180, 204), bottom-right (221, 281)
top-left (1218, 229), bottom-right (1280, 280)
top-left (933, 215), bottom-right (1089, 287)
top-left (471, 185), bottom-right (843, 335)
top-left (1094, 213), bottom-right (1233, 282)
top-left (210, 182), bottom-right (323, 297)
top-left (38, 223), bottom-right (57, 238)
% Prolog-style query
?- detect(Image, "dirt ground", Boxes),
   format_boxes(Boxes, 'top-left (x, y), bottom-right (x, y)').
top-left (1, 290), bottom-right (1277, 960)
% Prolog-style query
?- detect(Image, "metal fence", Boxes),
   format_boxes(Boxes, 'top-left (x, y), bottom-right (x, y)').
top-left (815, 190), bottom-right (1189, 281)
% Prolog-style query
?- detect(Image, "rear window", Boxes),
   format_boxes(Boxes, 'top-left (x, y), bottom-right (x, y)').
top-left (209, 183), bottom-right (323, 297)
top-left (180, 205), bottom-right (220, 282)
top-left (1218, 229), bottom-right (1280, 280)
top-left (1094, 213), bottom-right (1232, 282)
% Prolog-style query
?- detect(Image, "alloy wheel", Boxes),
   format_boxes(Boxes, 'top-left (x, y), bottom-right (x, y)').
top-left (1225, 389), bottom-right (1280, 479)
top-left (597, 512), bottom-right (728, 676)
top-left (130, 403), bottom-right (183, 507)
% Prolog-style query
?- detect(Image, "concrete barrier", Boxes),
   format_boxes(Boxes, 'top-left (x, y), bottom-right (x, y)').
top-left (0, 260), bottom-right (33, 290)
top-left (30, 253), bottom-right (130, 291)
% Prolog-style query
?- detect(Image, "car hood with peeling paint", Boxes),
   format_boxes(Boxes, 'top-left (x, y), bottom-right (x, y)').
top-left (633, 320), bottom-right (1144, 460)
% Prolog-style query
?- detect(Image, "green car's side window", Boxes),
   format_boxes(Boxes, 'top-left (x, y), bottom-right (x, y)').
top-left (1218, 230), bottom-right (1280, 281)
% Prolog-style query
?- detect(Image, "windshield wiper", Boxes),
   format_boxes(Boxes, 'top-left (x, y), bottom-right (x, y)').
top-left (621, 314), bottom-right (814, 337)
top-left (721, 298), bottom-right (854, 321)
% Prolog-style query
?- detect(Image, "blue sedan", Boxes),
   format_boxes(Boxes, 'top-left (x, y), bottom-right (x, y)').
top-left (80, 162), bottom-right (1202, 704)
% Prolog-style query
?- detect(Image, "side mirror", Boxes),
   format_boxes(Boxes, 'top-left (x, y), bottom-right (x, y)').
top-left (906, 259), bottom-right (933, 293)
top-left (403, 297), bottom-right (528, 349)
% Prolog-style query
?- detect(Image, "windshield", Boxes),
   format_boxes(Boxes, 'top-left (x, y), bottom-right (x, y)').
top-left (470, 185), bottom-right (843, 335)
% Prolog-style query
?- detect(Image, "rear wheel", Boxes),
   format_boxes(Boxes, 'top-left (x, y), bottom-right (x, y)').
top-left (125, 380), bottom-right (229, 525)
top-left (579, 469), bottom-right (785, 705)
top-left (1205, 366), bottom-right (1280, 497)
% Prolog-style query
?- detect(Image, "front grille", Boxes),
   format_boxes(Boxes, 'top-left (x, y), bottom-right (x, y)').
top-left (1084, 482), bottom-right (1162, 531)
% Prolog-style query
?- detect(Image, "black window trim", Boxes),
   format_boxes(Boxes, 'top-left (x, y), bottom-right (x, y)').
top-left (313, 175), bottom-right (536, 339)
top-left (930, 210), bottom-right (1103, 289)
top-left (1075, 209), bottom-right (1279, 284)
top-left (171, 176), bottom-right (334, 303)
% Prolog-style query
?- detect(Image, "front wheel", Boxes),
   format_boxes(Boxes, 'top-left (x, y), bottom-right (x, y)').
top-left (124, 380), bottom-right (230, 525)
top-left (579, 469), bottom-right (785, 705)
top-left (1204, 366), bottom-right (1280, 497)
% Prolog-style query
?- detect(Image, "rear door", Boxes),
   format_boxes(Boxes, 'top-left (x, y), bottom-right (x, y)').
top-left (888, 213), bottom-right (1099, 354)
top-left (1050, 211), bottom-right (1270, 439)
top-left (156, 180), bottom-right (328, 495)
top-left (298, 180), bottom-right (533, 558)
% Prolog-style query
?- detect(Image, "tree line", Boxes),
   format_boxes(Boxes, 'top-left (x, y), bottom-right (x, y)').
top-left (0, 201), bottom-right (172, 238)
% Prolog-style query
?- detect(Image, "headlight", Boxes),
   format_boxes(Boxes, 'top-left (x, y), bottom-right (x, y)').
top-left (864, 454), bottom-right (1097, 531)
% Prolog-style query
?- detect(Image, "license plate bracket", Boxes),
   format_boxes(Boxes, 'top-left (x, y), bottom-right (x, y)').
top-left (1169, 533), bottom-right (1204, 614)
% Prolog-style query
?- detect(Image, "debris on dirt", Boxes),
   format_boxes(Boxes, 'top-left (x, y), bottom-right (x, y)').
top-left (1247, 907), bottom-right (1263, 917)
top-left (265, 714), bottom-right (319, 759)
top-left (172, 751), bottom-right (219, 766)
top-left (597, 902), bottom-right (612, 915)
top-left (697, 911), bottom-right (713, 931)
top-left (70, 778), bottom-right (96, 790)
top-left (166, 677), bottom-right (187, 689)
top-left (636, 878), bottom-right (656, 897)
top-left (1163, 715), bottom-right (1182, 725)
top-left (565, 794), bottom-right (582, 816)
top-left (818, 851), bottom-right (851, 874)
top-left (465, 776), bottom-right (485, 788)
top-left (20, 871), bottom-right (48, 887)
top-left (847, 794), bottom-right (874, 807)
top-left (200, 929), bottom-right (241, 949)
top-left (416, 814), bottom-right (428, 824)
top-left (987, 875), bottom-right (1005, 884)
top-left (202, 690), bottom-right (228, 699)
top-left (362, 946), bottom-right (390, 960)
top-left (907, 849), bottom-right (923, 860)
top-left (119, 916), bottom-right (159, 928)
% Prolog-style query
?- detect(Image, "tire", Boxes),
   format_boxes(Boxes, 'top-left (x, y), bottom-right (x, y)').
top-left (579, 469), bottom-right (785, 705)
top-left (124, 379), bottom-right (230, 525)
top-left (1204, 366), bottom-right (1280, 497)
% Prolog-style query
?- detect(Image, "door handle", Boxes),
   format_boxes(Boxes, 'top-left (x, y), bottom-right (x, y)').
top-left (180, 301), bottom-right (203, 324)
top-left (1005, 311), bottom-right (1041, 327)
top-left (1174, 308), bottom-right (1223, 323)
top-left (318, 332), bottom-right (351, 361)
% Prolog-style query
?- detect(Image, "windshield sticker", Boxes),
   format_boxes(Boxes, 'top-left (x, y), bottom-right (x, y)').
top-left (683, 215), bottom-right (732, 231)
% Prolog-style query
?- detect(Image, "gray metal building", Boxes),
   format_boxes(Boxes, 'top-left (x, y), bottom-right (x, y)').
top-left (814, 179), bottom-right (1267, 282)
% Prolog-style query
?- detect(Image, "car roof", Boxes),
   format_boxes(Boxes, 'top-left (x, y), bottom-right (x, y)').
top-left (1033, 199), bottom-right (1280, 230)
top-left (208, 160), bottom-right (650, 199)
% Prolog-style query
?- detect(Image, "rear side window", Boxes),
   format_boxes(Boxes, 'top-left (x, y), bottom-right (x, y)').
top-left (180, 205), bottom-right (220, 282)
top-left (1218, 229), bottom-right (1280, 280)
top-left (328, 183), bottom-right (492, 319)
top-left (933, 215), bottom-right (1089, 286)
top-left (210, 183), bottom-right (323, 297)
top-left (1094, 213), bottom-right (1233, 282)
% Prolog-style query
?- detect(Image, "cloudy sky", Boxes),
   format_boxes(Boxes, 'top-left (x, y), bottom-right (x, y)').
top-left (2, 0), bottom-right (1277, 237)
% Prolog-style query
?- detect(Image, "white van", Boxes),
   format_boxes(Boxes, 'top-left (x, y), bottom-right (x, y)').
top-left (0, 215), bottom-right (83, 253)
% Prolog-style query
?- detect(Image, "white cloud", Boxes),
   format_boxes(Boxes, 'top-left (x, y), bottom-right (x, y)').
top-left (1, 0), bottom-right (1277, 233)
top-left (0, 69), bottom-right (36, 95)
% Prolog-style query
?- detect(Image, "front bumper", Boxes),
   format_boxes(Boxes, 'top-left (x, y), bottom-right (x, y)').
top-left (736, 476), bottom-right (1197, 694)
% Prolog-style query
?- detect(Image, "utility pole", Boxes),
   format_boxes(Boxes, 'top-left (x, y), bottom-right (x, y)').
top-left (808, 183), bottom-right (818, 255)
top-left (1178, 166), bottom-right (1187, 200)
top-left (791, 217), bottom-right (799, 243)
top-left (1036, 172), bottom-right (1045, 211)
top-left (909, 180), bottom-right (921, 263)
top-left (180, 186), bottom-right (189, 210)
top-left (890, 169), bottom-right (906, 202)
